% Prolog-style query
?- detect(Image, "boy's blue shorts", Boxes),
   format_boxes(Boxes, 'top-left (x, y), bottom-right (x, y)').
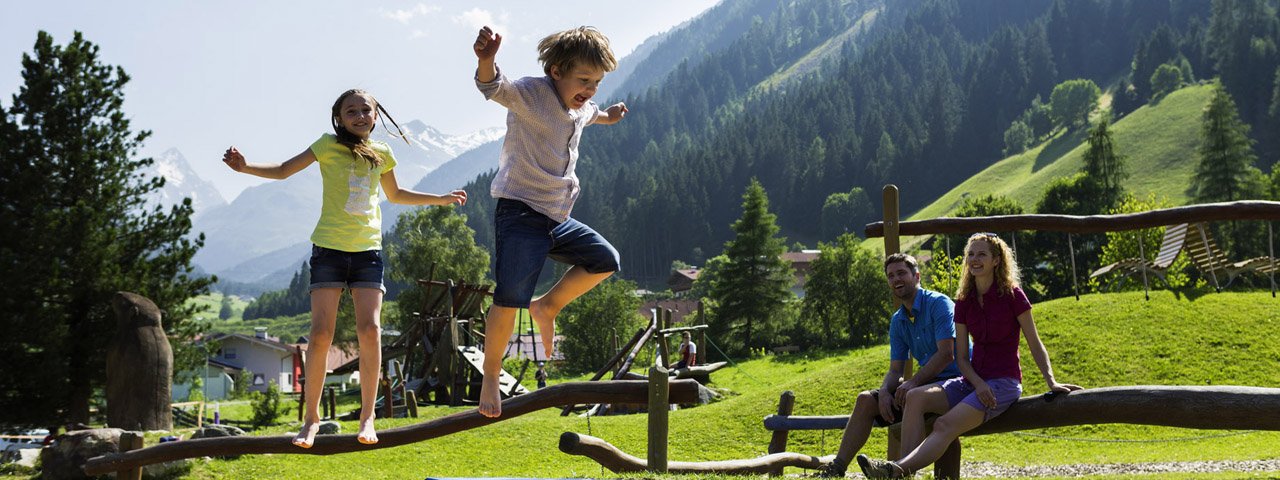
top-left (309, 245), bottom-right (386, 293)
top-left (492, 198), bottom-right (620, 308)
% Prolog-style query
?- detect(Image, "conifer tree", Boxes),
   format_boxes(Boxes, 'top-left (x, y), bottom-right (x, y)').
top-left (1194, 83), bottom-right (1258, 204)
top-left (708, 179), bottom-right (793, 355)
top-left (1082, 118), bottom-right (1128, 207)
top-left (0, 32), bottom-right (210, 426)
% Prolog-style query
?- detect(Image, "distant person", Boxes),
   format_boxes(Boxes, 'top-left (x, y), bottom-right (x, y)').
top-left (535, 361), bottom-right (548, 389)
top-left (221, 90), bottom-right (467, 448)
top-left (472, 25), bottom-right (630, 418)
top-left (673, 332), bottom-right (697, 369)
top-left (857, 233), bottom-right (1081, 479)
top-left (818, 253), bottom-right (963, 478)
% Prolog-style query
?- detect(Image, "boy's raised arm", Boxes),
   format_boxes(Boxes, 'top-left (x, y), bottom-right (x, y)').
top-left (474, 26), bottom-right (501, 83)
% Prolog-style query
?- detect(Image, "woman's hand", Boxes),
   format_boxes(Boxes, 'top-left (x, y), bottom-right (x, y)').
top-left (973, 380), bottom-right (997, 409)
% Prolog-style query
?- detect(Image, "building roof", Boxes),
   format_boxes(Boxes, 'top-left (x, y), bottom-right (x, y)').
top-left (782, 250), bottom-right (821, 263)
top-left (206, 332), bottom-right (295, 353)
top-left (295, 343), bottom-right (359, 372)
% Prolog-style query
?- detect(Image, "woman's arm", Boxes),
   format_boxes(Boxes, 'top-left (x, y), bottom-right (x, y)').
top-left (1018, 310), bottom-right (1082, 393)
top-left (380, 169), bottom-right (467, 206)
top-left (954, 323), bottom-right (994, 407)
top-left (222, 146), bottom-right (315, 180)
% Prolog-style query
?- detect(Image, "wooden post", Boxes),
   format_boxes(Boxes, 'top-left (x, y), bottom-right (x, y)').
top-left (297, 381), bottom-right (305, 422)
top-left (1068, 234), bottom-right (1080, 301)
top-left (696, 328), bottom-right (707, 366)
top-left (406, 390), bottom-right (420, 418)
top-left (767, 391), bottom-right (795, 454)
top-left (647, 365), bottom-right (670, 473)
top-left (882, 185), bottom-right (900, 255)
top-left (1138, 230), bottom-right (1150, 301)
top-left (116, 431), bottom-right (144, 480)
top-left (196, 402), bottom-right (204, 428)
top-left (657, 310), bottom-right (672, 368)
top-left (935, 439), bottom-right (962, 480)
top-left (382, 378), bottom-right (394, 419)
top-left (326, 387), bottom-right (336, 420)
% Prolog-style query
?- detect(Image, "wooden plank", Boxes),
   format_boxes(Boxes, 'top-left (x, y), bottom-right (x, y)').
top-left (83, 380), bottom-right (703, 475)
top-left (864, 200), bottom-right (1280, 238)
top-left (560, 432), bottom-right (823, 475)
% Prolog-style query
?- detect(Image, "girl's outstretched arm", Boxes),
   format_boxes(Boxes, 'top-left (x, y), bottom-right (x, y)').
top-left (222, 146), bottom-right (316, 180)
top-left (1017, 311), bottom-right (1082, 393)
top-left (380, 169), bottom-right (467, 206)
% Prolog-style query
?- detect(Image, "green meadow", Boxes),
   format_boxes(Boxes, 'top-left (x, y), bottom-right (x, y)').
top-left (157, 290), bottom-right (1280, 479)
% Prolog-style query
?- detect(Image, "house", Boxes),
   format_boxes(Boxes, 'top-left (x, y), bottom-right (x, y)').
top-left (208, 327), bottom-right (301, 394)
top-left (667, 268), bottom-right (700, 294)
top-left (782, 250), bottom-right (821, 298)
top-left (170, 358), bottom-right (237, 402)
top-left (638, 298), bottom-right (701, 325)
top-left (666, 250), bottom-right (822, 298)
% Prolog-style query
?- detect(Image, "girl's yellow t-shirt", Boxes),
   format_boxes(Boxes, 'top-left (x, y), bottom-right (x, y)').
top-left (308, 134), bottom-right (396, 252)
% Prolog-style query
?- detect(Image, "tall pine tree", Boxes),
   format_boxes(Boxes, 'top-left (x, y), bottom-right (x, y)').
top-left (1194, 83), bottom-right (1258, 204)
top-left (0, 31), bottom-right (210, 427)
top-left (1194, 82), bottom-right (1267, 258)
top-left (1082, 118), bottom-right (1128, 207)
top-left (707, 179), bottom-right (794, 355)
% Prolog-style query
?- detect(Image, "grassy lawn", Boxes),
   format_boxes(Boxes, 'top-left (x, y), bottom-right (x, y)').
top-left (152, 290), bottom-right (1280, 479)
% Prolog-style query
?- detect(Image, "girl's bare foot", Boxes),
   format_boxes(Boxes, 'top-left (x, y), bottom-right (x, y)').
top-left (478, 375), bottom-right (502, 418)
top-left (292, 422), bottom-right (320, 448)
top-left (528, 299), bottom-right (560, 359)
top-left (356, 418), bottom-right (378, 445)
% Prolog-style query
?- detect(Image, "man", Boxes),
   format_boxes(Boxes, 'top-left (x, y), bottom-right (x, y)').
top-left (819, 253), bottom-right (961, 477)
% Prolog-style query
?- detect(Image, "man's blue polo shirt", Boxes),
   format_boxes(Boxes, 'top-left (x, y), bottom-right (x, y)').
top-left (889, 287), bottom-right (962, 380)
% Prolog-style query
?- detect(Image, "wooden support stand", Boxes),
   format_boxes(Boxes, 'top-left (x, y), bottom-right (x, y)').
top-left (647, 366), bottom-right (669, 473)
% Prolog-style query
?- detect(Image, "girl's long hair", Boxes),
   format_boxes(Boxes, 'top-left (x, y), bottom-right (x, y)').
top-left (330, 89), bottom-right (410, 169)
top-left (955, 233), bottom-right (1021, 301)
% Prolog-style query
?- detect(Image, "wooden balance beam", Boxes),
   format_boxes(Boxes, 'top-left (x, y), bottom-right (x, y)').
top-left (82, 379), bottom-right (701, 476)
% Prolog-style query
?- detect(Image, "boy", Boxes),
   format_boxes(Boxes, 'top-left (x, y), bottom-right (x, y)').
top-left (472, 25), bottom-right (628, 417)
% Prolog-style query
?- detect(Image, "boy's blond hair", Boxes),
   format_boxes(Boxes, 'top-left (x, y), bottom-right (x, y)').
top-left (537, 26), bottom-right (617, 76)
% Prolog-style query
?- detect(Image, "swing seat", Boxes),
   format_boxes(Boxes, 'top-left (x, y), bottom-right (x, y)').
top-left (1090, 223), bottom-right (1188, 284)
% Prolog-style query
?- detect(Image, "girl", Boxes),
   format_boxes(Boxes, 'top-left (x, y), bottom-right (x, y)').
top-left (222, 89), bottom-right (466, 448)
top-left (857, 233), bottom-right (1081, 479)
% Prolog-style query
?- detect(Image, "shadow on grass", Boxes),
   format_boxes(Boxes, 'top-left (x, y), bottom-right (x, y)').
top-left (1032, 129), bottom-right (1087, 172)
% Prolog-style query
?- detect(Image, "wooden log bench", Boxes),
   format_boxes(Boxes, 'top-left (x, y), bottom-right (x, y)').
top-left (763, 385), bottom-right (1280, 478)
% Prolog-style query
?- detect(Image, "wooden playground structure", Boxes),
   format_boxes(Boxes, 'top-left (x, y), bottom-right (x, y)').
top-left (81, 188), bottom-right (1280, 478)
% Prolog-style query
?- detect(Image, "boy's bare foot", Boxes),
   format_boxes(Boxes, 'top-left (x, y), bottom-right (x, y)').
top-left (528, 299), bottom-right (560, 358)
top-left (292, 422), bottom-right (320, 449)
top-left (478, 375), bottom-right (502, 418)
top-left (356, 418), bottom-right (378, 444)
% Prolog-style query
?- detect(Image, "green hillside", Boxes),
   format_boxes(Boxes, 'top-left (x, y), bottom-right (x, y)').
top-left (909, 83), bottom-right (1211, 222)
top-left (184, 291), bottom-right (1280, 479)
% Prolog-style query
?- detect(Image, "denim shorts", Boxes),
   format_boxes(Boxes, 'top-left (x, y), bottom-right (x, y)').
top-left (940, 376), bottom-right (1022, 421)
top-left (309, 245), bottom-right (385, 293)
top-left (492, 198), bottom-right (620, 308)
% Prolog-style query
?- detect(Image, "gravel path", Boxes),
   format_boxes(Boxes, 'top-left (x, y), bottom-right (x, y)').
top-left (959, 459), bottom-right (1280, 478)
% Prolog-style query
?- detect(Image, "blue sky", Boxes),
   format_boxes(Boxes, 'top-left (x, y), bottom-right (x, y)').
top-left (2, 1), bottom-right (716, 200)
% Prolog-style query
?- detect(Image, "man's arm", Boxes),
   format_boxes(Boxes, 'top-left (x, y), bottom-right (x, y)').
top-left (894, 338), bottom-right (955, 406)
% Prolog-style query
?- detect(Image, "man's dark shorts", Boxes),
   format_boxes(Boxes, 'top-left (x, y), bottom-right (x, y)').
top-left (869, 389), bottom-right (905, 427)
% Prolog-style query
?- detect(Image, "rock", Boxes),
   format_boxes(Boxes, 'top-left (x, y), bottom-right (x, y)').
top-left (317, 421), bottom-right (341, 435)
top-left (142, 458), bottom-right (192, 479)
top-left (189, 425), bottom-right (245, 439)
top-left (38, 428), bottom-right (125, 480)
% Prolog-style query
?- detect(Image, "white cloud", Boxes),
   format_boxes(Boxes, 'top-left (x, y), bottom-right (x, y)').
top-left (452, 7), bottom-right (508, 36)
top-left (383, 3), bottom-right (441, 24)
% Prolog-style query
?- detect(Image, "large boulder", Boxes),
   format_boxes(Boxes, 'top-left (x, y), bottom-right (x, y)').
top-left (39, 428), bottom-right (125, 480)
top-left (189, 425), bottom-right (245, 439)
top-left (107, 292), bottom-right (173, 430)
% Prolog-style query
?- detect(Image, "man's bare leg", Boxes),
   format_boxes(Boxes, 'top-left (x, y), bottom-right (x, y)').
top-left (478, 305), bottom-right (518, 418)
top-left (529, 266), bottom-right (613, 358)
top-left (294, 288), bottom-right (340, 448)
top-left (352, 288), bottom-right (383, 444)
top-left (827, 390), bottom-right (881, 472)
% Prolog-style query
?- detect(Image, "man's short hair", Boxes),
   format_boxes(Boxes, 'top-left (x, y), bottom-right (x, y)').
top-left (884, 253), bottom-right (919, 274)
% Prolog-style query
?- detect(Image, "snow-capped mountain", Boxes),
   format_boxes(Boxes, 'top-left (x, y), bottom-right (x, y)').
top-left (146, 148), bottom-right (227, 213)
top-left (371, 121), bottom-right (504, 187)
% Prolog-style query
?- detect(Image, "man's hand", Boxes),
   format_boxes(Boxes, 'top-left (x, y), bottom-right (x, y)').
top-left (893, 378), bottom-right (919, 408)
top-left (877, 389), bottom-right (896, 423)
top-left (474, 26), bottom-right (502, 61)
